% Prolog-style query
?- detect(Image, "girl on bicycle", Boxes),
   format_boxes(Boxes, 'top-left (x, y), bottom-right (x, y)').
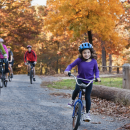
top-left (64, 42), bottom-right (100, 122)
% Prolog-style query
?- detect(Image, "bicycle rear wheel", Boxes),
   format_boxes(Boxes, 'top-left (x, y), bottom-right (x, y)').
top-left (0, 70), bottom-right (4, 88)
top-left (2, 78), bottom-right (4, 88)
top-left (4, 80), bottom-right (7, 87)
top-left (0, 78), bottom-right (3, 88)
top-left (72, 103), bottom-right (81, 130)
top-left (30, 70), bottom-right (33, 84)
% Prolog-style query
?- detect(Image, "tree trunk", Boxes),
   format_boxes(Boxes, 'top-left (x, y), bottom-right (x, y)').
top-left (56, 54), bottom-right (58, 74)
top-left (91, 85), bottom-right (130, 105)
top-left (40, 63), bottom-right (43, 75)
top-left (109, 54), bottom-right (112, 73)
top-left (102, 46), bottom-right (107, 72)
top-left (88, 31), bottom-right (93, 45)
top-left (56, 41), bottom-right (59, 74)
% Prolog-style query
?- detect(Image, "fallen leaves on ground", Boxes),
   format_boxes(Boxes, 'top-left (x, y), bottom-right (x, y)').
top-left (50, 92), bottom-right (130, 119)
top-left (91, 97), bottom-right (130, 119)
top-left (116, 123), bottom-right (130, 130)
top-left (91, 122), bottom-right (101, 124)
top-left (50, 92), bottom-right (71, 98)
top-left (40, 81), bottom-right (53, 87)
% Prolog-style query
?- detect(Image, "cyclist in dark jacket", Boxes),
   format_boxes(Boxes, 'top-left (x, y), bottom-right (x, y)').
top-left (7, 46), bottom-right (14, 78)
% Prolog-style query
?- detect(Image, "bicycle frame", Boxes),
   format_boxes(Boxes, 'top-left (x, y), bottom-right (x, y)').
top-left (27, 63), bottom-right (34, 72)
top-left (72, 90), bottom-right (83, 118)
top-left (70, 73), bottom-right (95, 118)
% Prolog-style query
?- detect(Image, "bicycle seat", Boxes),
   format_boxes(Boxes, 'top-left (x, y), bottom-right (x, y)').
top-left (79, 83), bottom-right (90, 89)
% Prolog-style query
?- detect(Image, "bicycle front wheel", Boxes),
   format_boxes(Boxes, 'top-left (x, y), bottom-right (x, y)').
top-left (30, 70), bottom-right (33, 84)
top-left (72, 103), bottom-right (81, 130)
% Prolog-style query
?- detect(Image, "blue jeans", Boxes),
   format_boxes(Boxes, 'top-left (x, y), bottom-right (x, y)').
top-left (72, 79), bottom-right (93, 113)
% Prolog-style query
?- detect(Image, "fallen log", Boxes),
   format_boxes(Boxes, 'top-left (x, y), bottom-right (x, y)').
top-left (91, 85), bottom-right (130, 106)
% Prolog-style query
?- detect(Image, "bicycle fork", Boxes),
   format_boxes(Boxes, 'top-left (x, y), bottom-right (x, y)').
top-left (72, 100), bottom-right (83, 118)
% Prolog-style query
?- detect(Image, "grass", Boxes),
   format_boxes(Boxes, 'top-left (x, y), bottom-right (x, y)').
top-left (47, 79), bottom-right (76, 89)
top-left (94, 77), bottom-right (122, 88)
top-left (47, 77), bottom-right (123, 89)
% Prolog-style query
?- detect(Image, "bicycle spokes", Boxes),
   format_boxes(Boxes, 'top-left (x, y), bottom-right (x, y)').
top-left (72, 103), bottom-right (81, 130)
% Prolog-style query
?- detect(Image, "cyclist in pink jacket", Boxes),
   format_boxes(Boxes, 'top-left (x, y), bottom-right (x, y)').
top-left (0, 38), bottom-right (9, 81)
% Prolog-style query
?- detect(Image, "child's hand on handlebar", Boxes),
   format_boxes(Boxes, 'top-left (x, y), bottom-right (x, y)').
top-left (64, 71), bottom-right (69, 76)
top-left (97, 78), bottom-right (101, 82)
top-left (95, 78), bottom-right (101, 82)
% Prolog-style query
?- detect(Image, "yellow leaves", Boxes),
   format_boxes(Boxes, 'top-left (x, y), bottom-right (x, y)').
top-left (45, 0), bottom-right (125, 41)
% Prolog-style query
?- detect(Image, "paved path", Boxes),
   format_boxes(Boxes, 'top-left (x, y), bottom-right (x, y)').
top-left (0, 75), bottom-right (129, 130)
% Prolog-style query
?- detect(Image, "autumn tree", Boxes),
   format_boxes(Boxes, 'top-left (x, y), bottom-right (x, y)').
top-left (0, 0), bottom-right (43, 73)
top-left (45, 0), bottom-right (124, 42)
top-left (44, 0), bottom-right (128, 72)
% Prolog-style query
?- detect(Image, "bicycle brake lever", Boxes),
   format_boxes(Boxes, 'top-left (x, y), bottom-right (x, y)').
top-left (68, 71), bottom-right (71, 77)
top-left (95, 78), bottom-right (101, 82)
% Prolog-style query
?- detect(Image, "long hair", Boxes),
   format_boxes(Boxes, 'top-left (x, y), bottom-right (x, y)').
top-left (78, 48), bottom-right (97, 61)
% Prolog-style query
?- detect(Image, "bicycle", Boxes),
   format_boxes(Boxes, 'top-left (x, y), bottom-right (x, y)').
top-left (68, 72), bottom-right (98, 130)
top-left (27, 62), bottom-right (35, 84)
top-left (0, 59), bottom-right (8, 88)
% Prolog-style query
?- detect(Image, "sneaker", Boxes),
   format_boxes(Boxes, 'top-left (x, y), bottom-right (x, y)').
top-left (33, 77), bottom-right (36, 81)
top-left (68, 100), bottom-right (75, 107)
top-left (83, 113), bottom-right (91, 122)
top-left (11, 73), bottom-right (13, 78)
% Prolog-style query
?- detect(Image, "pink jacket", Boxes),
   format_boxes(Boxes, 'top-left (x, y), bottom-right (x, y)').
top-left (0, 44), bottom-right (8, 59)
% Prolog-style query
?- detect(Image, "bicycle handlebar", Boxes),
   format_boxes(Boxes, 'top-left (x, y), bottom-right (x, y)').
top-left (68, 71), bottom-right (99, 89)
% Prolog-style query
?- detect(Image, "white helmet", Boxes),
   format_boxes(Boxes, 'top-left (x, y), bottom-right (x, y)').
top-left (0, 38), bottom-right (4, 43)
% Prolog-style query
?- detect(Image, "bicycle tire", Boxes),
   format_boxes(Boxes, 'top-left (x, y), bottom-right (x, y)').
top-left (0, 78), bottom-right (3, 88)
top-left (2, 71), bottom-right (4, 88)
top-left (10, 75), bottom-right (12, 82)
top-left (8, 71), bottom-right (11, 82)
top-left (2, 77), bottom-right (4, 88)
top-left (72, 103), bottom-right (81, 130)
top-left (30, 70), bottom-right (33, 84)
top-left (4, 81), bottom-right (7, 87)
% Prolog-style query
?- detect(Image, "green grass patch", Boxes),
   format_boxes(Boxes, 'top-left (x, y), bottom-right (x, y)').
top-left (47, 79), bottom-right (76, 89)
top-left (94, 77), bottom-right (122, 88)
top-left (47, 77), bottom-right (122, 89)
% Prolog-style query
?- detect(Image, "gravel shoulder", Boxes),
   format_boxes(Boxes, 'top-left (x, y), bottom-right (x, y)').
top-left (0, 75), bottom-right (129, 130)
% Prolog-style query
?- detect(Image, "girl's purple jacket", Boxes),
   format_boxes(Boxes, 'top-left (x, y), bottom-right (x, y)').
top-left (65, 58), bottom-right (100, 83)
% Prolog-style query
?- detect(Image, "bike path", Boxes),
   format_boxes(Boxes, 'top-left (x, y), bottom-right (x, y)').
top-left (0, 75), bottom-right (129, 130)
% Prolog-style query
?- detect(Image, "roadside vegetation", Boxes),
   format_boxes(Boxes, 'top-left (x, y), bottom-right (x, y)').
top-left (41, 77), bottom-right (122, 89)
